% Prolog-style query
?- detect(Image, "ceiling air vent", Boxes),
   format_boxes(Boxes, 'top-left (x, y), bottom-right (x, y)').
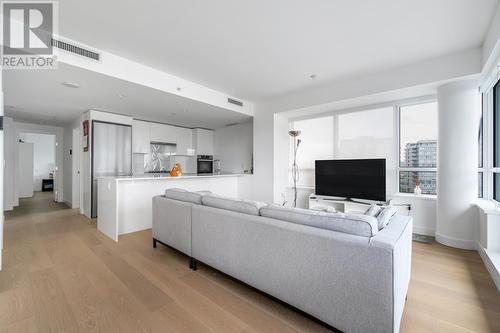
top-left (227, 98), bottom-right (243, 107)
top-left (51, 38), bottom-right (100, 61)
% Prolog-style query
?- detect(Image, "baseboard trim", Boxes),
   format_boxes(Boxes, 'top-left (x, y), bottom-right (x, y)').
top-left (435, 233), bottom-right (477, 250)
top-left (477, 246), bottom-right (500, 293)
top-left (412, 226), bottom-right (435, 237)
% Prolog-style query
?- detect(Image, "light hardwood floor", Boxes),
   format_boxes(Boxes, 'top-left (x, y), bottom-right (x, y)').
top-left (1, 192), bottom-right (499, 333)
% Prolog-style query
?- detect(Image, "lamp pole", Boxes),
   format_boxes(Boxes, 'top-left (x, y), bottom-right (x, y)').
top-left (289, 130), bottom-right (301, 207)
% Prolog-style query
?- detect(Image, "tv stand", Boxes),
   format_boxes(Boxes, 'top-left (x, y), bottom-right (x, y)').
top-left (309, 194), bottom-right (390, 214)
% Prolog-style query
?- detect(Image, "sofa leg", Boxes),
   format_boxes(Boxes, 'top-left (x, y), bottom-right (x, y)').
top-left (190, 258), bottom-right (198, 271)
top-left (153, 238), bottom-right (157, 248)
top-left (405, 295), bottom-right (408, 302)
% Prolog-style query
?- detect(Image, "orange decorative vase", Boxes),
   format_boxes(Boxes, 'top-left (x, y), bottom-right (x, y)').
top-left (170, 163), bottom-right (183, 177)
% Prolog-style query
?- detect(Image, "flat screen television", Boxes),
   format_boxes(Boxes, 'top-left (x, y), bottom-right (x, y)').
top-left (315, 159), bottom-right (386, 202)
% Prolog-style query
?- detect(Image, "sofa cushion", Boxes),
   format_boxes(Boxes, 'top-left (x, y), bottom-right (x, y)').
top-left (365, 204), bottom-right (382, 217)
top-left (377, 205), bottom-right (398, 230)
top-left (202, 194), bottom-right (267, 216)
top-left (260, 205), bottom-right (379, 237)
top-left (164, 188), bottom-right (210, 205)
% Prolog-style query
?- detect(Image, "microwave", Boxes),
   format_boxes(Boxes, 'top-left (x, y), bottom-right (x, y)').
top-left (197, 155), bottom-right (213, 174)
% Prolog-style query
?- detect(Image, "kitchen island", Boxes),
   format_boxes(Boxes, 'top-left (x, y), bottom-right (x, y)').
top-left (97, 173), bottom-right (244, 241)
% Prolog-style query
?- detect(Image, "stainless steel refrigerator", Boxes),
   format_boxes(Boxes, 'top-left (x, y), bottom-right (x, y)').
top-left (91, 121), bottom-right (132, 218)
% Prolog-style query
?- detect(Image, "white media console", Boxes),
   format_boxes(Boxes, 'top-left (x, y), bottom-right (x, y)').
top-left (308, 194), bottom-right (412, 215)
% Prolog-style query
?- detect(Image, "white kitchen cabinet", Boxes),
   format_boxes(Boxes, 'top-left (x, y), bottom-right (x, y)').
top-left (150, 122), bottom-right (178, 144)
top-left (132, 120), bottom-right (150, 153)
top-left (176, 127), bottom-right (194, 155)
top-left (193, 128), bottom-right (214, 155)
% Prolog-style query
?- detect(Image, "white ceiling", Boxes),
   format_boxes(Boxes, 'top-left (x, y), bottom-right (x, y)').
top-left (3, 63), bottom-right (252, 128)
top-left (58, 0), bottom-right (499, 101)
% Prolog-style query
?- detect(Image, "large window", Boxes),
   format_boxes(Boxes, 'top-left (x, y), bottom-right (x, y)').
top-left (399, 102), bottom-right (438, 195)
top-left (290, 116), bottom-right (333, 186)
top-left (289, 108), bottom-right (393, 188)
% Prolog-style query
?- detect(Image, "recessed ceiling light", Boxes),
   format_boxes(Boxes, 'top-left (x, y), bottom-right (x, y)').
top-left (62, 81), bottom-right (80, 88)
top-left (309, 74), bottom-right (317, 79)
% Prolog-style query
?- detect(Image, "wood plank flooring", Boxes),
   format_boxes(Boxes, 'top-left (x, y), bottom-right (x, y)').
top-left (1, 192), bottom-right (499, 332)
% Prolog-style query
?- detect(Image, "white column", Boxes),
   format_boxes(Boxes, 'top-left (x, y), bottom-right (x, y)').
top-left (436, 80), bottom-right (479, 250)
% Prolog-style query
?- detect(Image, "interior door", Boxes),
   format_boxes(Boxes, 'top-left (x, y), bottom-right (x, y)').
top-left (18, 142), bottom-right (34, 198)
top-left (72, 127), bottom-right (80, 209)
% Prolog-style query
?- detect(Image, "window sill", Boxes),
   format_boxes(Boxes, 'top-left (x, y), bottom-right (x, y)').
top-left (390, 193), bottom-right (437, 201)
top-left (475, 199), bottom-right (500, 215)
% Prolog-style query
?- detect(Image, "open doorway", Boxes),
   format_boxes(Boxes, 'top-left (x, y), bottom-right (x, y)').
top-left (18, 132), bottom-right (57, 202)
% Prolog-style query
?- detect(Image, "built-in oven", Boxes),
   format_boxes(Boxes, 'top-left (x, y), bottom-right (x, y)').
top-left (197, 155), bottom-right (213, 174)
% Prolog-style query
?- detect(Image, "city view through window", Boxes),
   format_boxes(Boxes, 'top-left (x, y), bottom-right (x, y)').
top-left (399, 102), bottom-right (438, 195)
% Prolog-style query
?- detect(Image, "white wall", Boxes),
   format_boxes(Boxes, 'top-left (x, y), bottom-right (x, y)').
top-left (19, 133), bottom-right (55, 192)
top-left (213, 121), bottom-right (253, 174)
top-left (63, 117), bottom-right (82, 206)
top-left (238, 106), bottom-right (274, 202)
top-left (3, 117), bottom-right (15, 211)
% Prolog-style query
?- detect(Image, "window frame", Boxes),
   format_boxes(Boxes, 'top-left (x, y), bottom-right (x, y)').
top-left (478, 92), bottom-right (485, 198)
top-left (396, 100), bottom-right (438, 196)
top-left (492, 80), bottom-right (500, 201)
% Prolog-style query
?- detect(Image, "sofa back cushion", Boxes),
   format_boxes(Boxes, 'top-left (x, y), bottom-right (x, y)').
top-left (202, 194), bottom-right (266, 216)
top-left (164, 188), bottom-right (209, 205)
top-left (260, 205), bottom-right (379, 237)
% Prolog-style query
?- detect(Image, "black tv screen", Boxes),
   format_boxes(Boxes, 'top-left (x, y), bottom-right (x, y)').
top-left (315, 159), bottom-right (386, 202)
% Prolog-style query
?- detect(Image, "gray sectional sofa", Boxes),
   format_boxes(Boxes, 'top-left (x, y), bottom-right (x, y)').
top-left (152, 188), bottom-right (412, 333)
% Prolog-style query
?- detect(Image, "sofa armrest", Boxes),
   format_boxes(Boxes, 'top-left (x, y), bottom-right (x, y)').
top-left (370, 215), bottom-right (413, 333)
top-left (152, 196), bottom-right (193, 256)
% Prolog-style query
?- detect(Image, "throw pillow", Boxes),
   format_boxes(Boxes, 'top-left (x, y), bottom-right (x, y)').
top-left (377, 205), bottom-right (398, 230)
top-left (365, 204), bottom-right (382, 217)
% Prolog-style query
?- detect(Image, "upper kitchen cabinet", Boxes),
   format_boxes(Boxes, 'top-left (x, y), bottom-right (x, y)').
top-left (132, 120), bottom-right (150, 153)
top-left (193, 128), bottom-right (214, 155)
top-left (150, 122), bottom-right (178, 144)
top-left (176, 127), bottom-right (194, 155)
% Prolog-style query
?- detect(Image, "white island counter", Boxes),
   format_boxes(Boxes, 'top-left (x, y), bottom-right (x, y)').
top-left (97, 173), bottom-right (244, 241)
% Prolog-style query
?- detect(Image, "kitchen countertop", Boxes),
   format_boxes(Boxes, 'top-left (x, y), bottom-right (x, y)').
top-left (98, 173), bottom-right (249, 181)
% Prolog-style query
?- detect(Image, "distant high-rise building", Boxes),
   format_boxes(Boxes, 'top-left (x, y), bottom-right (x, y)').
top-left (400, 140), bottom-right (437, 194)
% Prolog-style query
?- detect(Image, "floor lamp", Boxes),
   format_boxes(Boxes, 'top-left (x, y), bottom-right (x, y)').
top-left (289, 130), bottom-right (301, 207)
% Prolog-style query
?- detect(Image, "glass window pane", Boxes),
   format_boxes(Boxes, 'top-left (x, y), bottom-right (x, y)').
top-left (337, 107), bottom-right (393, 159)
top-left (495, 82), bottom-right (500, 166)
top-left (478, 172), bottom-right (483, 198)
top-left (494, 173), bottom-right (500, 201)
top-left (399, 171), bottom-right (437, 195)
top-left (290, 116), bottom-right (333, 186)
top-left (479, 94), bottom-right (484, 168)
top-left (400, 102), bottom-right (438, 167)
